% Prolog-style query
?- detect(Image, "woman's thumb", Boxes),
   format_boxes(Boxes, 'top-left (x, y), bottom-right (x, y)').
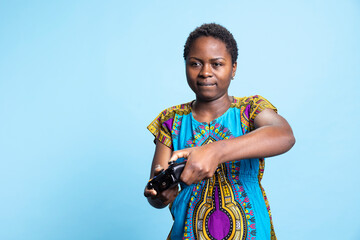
top-left (169, 150), bottom-right (188, 163)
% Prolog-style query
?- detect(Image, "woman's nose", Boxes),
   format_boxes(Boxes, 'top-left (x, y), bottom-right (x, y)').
top-left (199, 64), bottom-right (213, 78)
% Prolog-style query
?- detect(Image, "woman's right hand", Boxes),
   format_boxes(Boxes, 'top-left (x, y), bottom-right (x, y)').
top-left (144, 166), bottom-right (179, 209)
top-left (169, 145), bottom-right (221, 185)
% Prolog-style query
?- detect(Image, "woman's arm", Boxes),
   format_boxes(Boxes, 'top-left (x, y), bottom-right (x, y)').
top-left (144, 140), bottom-right (179, 209)
top-left (169, 109), bottom-right (295, 185)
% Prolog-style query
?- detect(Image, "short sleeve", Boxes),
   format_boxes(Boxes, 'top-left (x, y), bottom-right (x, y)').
top-left (147, 108), bottom-right (175, 148)
top-left (246, 95), bottom-right (277, 130)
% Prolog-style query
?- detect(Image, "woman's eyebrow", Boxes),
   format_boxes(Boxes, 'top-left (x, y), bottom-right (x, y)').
top-left (188, 57), bottom-right (226, 61)
top-left (210, 57), bottom-right (226, 61)
top-left (188, 57), bottom-right (202, 60)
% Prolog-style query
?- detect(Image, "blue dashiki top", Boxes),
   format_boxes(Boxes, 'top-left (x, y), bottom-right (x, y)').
top-left (147, 95), bottom-right (277, 240)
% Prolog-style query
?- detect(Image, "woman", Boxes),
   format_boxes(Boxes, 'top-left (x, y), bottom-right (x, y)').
top-left (144, 23), bottom-right (295, 240)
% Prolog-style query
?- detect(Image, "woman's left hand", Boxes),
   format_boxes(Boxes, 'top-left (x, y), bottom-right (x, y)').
top-left (169, 144), bottom-right (221, 185)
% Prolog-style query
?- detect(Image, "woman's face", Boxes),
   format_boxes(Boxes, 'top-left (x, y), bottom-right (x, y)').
top-left (186, 36), bottom-right (237, 102)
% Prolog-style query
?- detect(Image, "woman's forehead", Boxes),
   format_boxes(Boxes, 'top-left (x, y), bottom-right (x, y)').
top-left (188, 36), bottom-right (230, 58)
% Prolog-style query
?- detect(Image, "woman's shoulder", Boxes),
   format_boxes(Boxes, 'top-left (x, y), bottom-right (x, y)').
top-left (151, 101), bottom-right (193, 123)
top-left (164, 101), bottom-right (192, 114)
top-left (159, 101), bottom-right (192, 118)
top-left (232, 95), bottom-right (277, 129)
top-left (233, 95), bottom-right (272, 105)
top-left (233, 95), bottom-right (276, 111)
top-left (147, 101), bottom-right (193, 148)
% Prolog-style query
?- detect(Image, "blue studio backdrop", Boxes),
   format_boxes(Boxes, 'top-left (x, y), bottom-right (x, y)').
top-left (0, 1), bottom-right (359, 239)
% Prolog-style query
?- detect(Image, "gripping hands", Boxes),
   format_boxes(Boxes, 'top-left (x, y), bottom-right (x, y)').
top-left (169, 145), bottom-right (221, 185)
top-left (144, 144), bottom-right (222, 208)
top-left (147, 161), bottom-right (186, 193)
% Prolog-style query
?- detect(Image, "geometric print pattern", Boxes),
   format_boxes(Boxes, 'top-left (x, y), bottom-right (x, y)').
top-left (148, 95), bottom-right (278, 240)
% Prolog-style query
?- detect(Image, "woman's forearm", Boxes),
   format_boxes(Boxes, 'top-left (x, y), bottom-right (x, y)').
top-left (211, 124), bottom-right (295, 164)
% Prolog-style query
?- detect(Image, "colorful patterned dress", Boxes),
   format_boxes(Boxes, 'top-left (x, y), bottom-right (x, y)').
top-left (147, 95), bottom-right (277, 240)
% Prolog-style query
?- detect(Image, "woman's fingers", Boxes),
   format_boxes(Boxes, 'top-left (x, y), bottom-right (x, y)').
top-left (145, 165), bottom-right (163, 197)
top-left (179, 146), bottom-right (218, 185)
top-left (181, 161), bottom-right (204, 185)
top-left (159, 185), bottom-right (178, 205)
top-left (169, 149), bottom-right (191, 163)
top-left (145, 182), bottom-right (178, 206)
top-left (180, 167), bottom-right (209, 185)
top-left (144, 188), bottom-right (158, 198)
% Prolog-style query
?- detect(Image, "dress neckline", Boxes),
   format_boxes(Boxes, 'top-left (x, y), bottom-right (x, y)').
top-left (189, 96), bottom-right (236, 125)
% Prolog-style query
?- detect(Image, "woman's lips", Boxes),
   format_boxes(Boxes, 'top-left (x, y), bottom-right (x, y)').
top-left (197, 82), bottom-right (216, 86)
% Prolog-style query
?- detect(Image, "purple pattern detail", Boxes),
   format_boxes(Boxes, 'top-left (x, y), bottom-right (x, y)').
top-left (244, 105), bottom-right (251, 119)
top-left (207, 186), bottom-right (230, 239)
top-left (163, 118), bottom-right (173, 132)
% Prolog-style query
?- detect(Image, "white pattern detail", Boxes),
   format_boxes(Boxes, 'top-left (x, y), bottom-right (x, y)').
top-left (197, 220), bottom-right (203, 230)
top-left (236, 220), bottom-right (241, 230)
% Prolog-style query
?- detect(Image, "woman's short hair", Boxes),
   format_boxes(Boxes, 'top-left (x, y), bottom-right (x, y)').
top-left (184, 23), bottom-right (238, 64)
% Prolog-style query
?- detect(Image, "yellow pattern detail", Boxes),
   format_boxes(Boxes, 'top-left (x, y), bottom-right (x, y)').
top-left (193, 164), bottom-right (247, 240)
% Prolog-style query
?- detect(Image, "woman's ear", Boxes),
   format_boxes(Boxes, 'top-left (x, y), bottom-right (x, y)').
top-left (232, 62), bottom-right (237, 79)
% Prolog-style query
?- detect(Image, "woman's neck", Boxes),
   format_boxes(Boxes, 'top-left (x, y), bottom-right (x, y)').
top-left (192, 95), bottom-right (233, 123)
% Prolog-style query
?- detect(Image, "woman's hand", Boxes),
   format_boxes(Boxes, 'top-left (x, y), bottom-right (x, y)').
top-left (169, 144), bottom-right (221, 185)
top-left (144, 166), bottom-right (179, 209)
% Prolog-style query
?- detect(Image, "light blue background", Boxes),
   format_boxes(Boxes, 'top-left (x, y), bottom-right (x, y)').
top-left (1, 1), bottom-right (359, 239)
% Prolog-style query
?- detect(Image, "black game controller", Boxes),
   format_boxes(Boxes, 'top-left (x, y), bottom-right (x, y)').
top-left (147, 161), bottom-right (186, 194)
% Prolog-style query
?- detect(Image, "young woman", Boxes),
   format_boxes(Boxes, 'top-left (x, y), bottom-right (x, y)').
top-left (144, 23), bottom-right (295, 240)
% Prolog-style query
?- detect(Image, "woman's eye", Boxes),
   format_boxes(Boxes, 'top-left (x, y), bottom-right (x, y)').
top-left (190, 62), bottom-right (201, 67)
top-left (213, 62), bottom-right (223, 67)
